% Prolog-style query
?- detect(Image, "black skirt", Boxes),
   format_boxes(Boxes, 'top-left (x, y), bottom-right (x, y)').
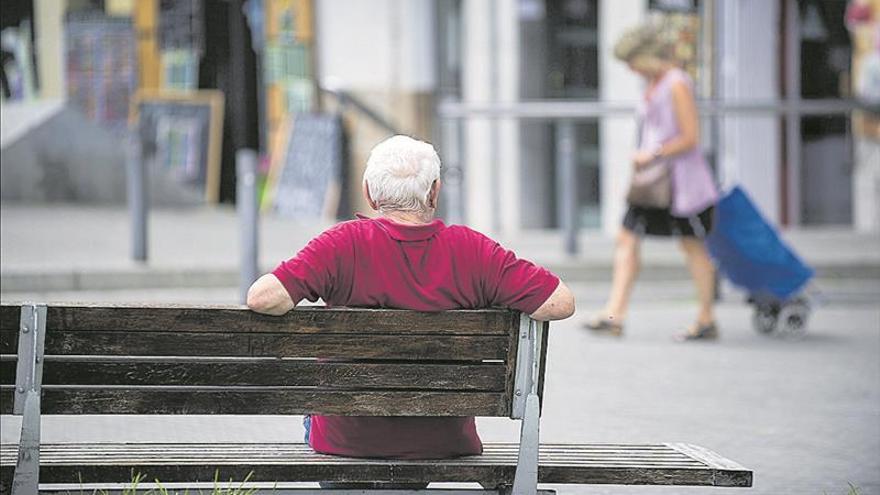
top-left (623, 205), bottom-right (714, 238)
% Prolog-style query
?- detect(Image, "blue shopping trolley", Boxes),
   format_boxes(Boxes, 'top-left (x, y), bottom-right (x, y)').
top-left (707, 186), bottom-right (815, 338)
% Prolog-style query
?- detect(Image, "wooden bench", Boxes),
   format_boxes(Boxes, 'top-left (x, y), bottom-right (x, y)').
top-left (0, 303), bottom-right (752, 494)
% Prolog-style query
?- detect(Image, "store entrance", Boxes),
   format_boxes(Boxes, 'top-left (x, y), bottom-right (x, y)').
top-left (797, 0), bottom-right (853, 225)
top-left (519, 0), bottom-right (601, 229)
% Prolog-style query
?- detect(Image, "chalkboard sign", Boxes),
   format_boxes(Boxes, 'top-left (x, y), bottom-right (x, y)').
top-left (132, 90), bottom-right (224, 203)
top-left (269, 114), bottom-right (344, 219)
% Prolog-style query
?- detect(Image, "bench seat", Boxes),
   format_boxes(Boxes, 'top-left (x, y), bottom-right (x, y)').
top-left (0, 442), bottom-right (752, 488)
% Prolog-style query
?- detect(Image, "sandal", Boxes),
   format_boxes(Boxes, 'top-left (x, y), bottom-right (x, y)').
top-left (583, 315), bottom-right (624, 336)
top-left (674, 322), bottom-right (719, 342)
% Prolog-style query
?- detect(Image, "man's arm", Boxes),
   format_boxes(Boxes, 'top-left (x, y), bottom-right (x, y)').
top-left (530, 280), bottom-right (575, 321)
top-left (247, 274), bottom-right (296, 316)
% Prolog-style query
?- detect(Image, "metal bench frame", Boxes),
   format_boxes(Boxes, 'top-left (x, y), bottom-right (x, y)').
top-left (11, 304), bottom-right (46, 495)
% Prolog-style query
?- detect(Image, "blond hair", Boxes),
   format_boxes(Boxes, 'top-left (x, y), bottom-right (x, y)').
top-left (613, 22), bottom-right (674, 63)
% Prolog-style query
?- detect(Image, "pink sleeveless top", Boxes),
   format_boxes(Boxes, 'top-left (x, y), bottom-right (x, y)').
top-left (638, 68), bottom-right (718, 216)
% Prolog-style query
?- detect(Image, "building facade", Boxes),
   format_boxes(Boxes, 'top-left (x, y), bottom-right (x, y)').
top-left (429, 0), bottom-right (859, 235)
top-left (9, 0), bottom-right (864, 232)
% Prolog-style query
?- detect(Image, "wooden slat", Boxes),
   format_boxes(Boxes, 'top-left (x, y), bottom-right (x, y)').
top-left (0, 388), bottom-right (11, 414)
top-left (0, 358), bottom-right (506, 390)
top-left (0, 442), bottom-right (753, 487)
top-left (19, 452), bottom-right (701, 463)
top-left (26, 332), bottom-right (508, 360)
top-left (0, 330), bottom-right (17, 355)
top-left (17, 444), bottom-right (697, 455)
top-left (537, 321), bottom-right (550, 407)
top-left (1, 444), bottom-right (705, 463)
top-left (0, 356), bottom-right (14, 385)
top-left (667, 443), bottom-right (753, 486)
top-left (42, 305), bottom-right (516, 335)
top-left (0, 305), bottom-right (20, 332)
top-left (0, 387), bottom-right (508, 416)
top-left (667, 443), bottom-right (751, 470)
top-left (502, 315), bottom-right (520, 417)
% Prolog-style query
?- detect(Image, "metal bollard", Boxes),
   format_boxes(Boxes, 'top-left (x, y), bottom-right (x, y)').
top-left (555, 121), bottom-right (579, 256)
top-left (126, 135), bottom-right (148, 263)
top-left (237, 149), bottom-right (260, 304)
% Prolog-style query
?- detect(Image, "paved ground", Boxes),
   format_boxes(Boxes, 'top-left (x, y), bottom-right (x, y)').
top-left (1, 283), bottom-right (878, 495)
top-left (2, 205), bottom-right (880, 293)
top-left (2, 204), bottom-right (879, 493)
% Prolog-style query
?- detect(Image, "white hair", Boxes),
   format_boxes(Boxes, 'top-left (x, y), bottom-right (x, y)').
top-left (363, 135), bottom-right (441, 213)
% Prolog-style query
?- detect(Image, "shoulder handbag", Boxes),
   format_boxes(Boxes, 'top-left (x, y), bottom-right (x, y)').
top-left (627, 159), bottom-right (672, 208)
top-left (626, 116), bottom-right (672, 209)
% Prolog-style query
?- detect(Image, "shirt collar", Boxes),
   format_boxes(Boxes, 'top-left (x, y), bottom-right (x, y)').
top-left (357, 213), bottom-right (446, 242)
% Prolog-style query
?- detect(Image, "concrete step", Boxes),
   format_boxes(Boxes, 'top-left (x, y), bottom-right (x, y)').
top-left (3, 279), bottom-right (877, 307)
top-left (2, 259), bottom-right (878, 294)
top-left (2, 206), bottom-right (878, 293)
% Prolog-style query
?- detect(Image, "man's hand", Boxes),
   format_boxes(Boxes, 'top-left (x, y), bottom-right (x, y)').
top-left (530, 280), bottom-right (576, 321)
top-left (246, 274), bottom-right (296, 315)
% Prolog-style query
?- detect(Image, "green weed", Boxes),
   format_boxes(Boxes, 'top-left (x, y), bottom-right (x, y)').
top-left (825, 482), bottom-right (862, 495)
top-left (74, 470), bottom-right (267, 495)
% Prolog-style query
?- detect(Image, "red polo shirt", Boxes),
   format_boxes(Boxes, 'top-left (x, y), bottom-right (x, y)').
top-left (272, 215), bottom-right (559, 459)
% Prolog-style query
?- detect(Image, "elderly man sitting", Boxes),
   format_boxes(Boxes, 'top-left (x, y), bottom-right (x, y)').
top-left (248, 135), bottom-right (575, 459)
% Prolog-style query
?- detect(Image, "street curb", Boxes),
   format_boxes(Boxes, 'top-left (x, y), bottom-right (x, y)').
top-left (1, 268), bottom-right (240, 292)
top-left (2, 262), bottom-right (879, 293)
top-left (543, 262), bottom-right (880, 282)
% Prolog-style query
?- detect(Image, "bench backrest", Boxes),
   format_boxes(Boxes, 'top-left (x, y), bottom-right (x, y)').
top-left (0, 304), bottom-right (548, 418)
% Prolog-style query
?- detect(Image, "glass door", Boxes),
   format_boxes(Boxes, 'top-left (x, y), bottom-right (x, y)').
top-left (798, 0), bottom-right (853, 225)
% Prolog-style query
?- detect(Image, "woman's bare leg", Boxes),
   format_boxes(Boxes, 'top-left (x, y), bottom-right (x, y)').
top-left (680, 237), bottom-right (716, 326)
top-left (603, 229), bottom-right (642, 322)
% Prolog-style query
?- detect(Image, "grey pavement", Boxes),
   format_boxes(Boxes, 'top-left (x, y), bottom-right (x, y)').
top-left (2, 204), bottom-right (880, 294)
top-left (0, 289), bottom-right (878, 495)
top-left (2, 204), bottom-right (880, 494)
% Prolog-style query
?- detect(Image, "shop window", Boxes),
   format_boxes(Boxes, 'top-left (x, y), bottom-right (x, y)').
top-left (799, 0), bottom-right (853, 225)
top-left (538, 0), bottom-right (602, 228)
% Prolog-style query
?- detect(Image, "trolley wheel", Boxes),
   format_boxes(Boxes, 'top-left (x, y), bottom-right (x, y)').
top-left (752, 308), bottom-right (779, 334)
top-left (774, 299), bottom-right (810, 339)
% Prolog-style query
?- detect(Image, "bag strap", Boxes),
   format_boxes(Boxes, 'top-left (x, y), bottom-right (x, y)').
top-left (635, 114), bottom-right (644, 149)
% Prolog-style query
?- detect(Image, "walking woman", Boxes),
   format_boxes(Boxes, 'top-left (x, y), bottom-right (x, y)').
top-left (585, 23), bottom-right (719, 340)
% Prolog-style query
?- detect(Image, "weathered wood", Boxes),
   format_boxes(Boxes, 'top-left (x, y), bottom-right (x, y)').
top-left (0, 332), bottom-right (17, 355)
top-left (0, 356), bottom-right (15, 385)
top-left (35, 332), bottom-right (509, 360)
top-left (0, 465), bottom-right (11, 493)
top-left (0, 388), bottom-right (11, 414)
top-left (0, 305), bottom-right (20, 332)
top-left (0, 443), bottom-right (753, 487)
top-left (0, 387), bottom-right (508, 416)
top-left (537, 321), bottom-right (550, 408)
top-left (0, 358), bottom-right (506, 390)
top-left (502, 314), bottom-right (520, 417)
top-left (666, 443), bottom-right (752, 472)
top-left (42, 305), bottom-right (517, 335)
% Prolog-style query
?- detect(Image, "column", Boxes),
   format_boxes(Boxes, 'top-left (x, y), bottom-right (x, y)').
top-left (720, 0), bottom-right (782, 224)
top-left (34, 0), bottom-right (67, 99)
top-left (599, 0), bottom-right (644, 235)
top-left (462, 0), bottom-right (494, 231)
